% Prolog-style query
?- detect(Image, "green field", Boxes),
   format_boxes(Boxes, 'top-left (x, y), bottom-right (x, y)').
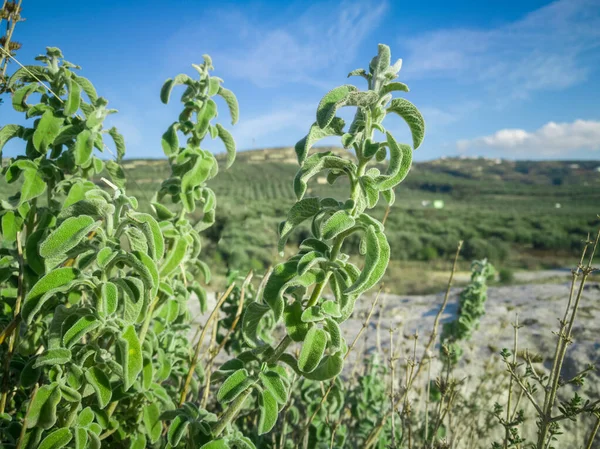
top-left (2, 147), bottom-right (599, 292)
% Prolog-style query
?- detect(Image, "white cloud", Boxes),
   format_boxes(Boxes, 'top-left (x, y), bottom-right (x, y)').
top-left (403, 0), bottom-right (600, 97)
top-left (456, 119), bottom-right (600, 156)
top-left (216, 0), bottom-right (388, 88)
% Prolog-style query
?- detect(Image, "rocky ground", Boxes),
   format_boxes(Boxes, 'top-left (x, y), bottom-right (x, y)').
top-left (190, 279), bottom-right (600, 447)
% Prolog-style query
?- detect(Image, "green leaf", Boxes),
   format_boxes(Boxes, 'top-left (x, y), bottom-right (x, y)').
top-left (27, 383), bottom-right (61, 429)
top-left (303, 352), bottom-right (344, 381)
top-left (100, 281), bottom-right (118, 316)
top-left (215, 123), bottom-right (236, 168)
top-left (33, 111), bottom-right (63, 152)
top-left (84, 367), bottom-right (112, 408)
top-left (217, 369), bottom-right (253, 404)
top-left (1, 210), bottom-right (19, 242)
top-left (316, 85), bottom-right (357, 129)
top-left (39, 216), bottom-right (97, 259)
top-left (167, 415), bottom-right (189, 446)
top-left (297, 251), bottom-right (327, 276)
top-left (38, 428), bottom-right (72, 449)
top-left (20, 358), bottom-right (41, 388)
top-left (295, 117), bottom-right (345, 164)
top-left (346, 229), bottom-right (389, 295)
top-left (21, 268), bottom-right (79, 324)
top-left (160, 74), bottom-right (193, 104)
top-left (298, 327), bottom-right (327, 373)
top-left (241, 302), bottom-right (271, 348)
top-left (20, 166), bottom-right (46, 205)
top-left (258, 390), bottom-right (278, 435)
top-left (117, 325), bottom-right (143, 391)
top-left (386, 98), bottom-right (425, 150)
top-left (75, 129), bottom-right (94, 166)
top-left (59, 384), bottom-right (82, 402)
top-left (129, 433), bottom-right (147, 449)
top-left (108, 127), bottom-right (126, 161)
top-left (375, 132), bottom-right (412, 190)
top-left (200, 440), bottom-right (229, 449)
top-left (301, 306), bottom-right (325, 323)
top-left (64, 79), bottom-right (82, 116)
top-left (294, 152), bottom-right (355, 200)
top-left (322, 300), bottom-right (341, 318)
top-left (12, 83), bottom-right (43, 112)
top-left (217, 86), bottom-right (239, 125)
top-left (262, 261), bottom-right (298, 322)
top-left (161, 123), bottom-right (179, 157)
top-left (63, 315), bottom-right (100, 348)
top-left (33, 348), bottom-right (72, 368)
top-left (73, 427), bottom-right (88, 449)
top-left (321, 210), bottom-right (355, 240)
top-left (259, 371), bottom-right (288, 405)
top-left (143, 402), bottom-right (162, 444)
top-left (380, 82), bottom-right (409, 96)
top-left (0, 124), bottom-right (24, 156)
top-left (130, 212), bottom-right (165, 260)
top-left (283, 301), bottom-right (310, 342)
top-left (278, 197), bottom-right (321, 254)
top-left (73, 74), bottom-right (98, 103)
top-left (160, 236), bottom-right (188, 276)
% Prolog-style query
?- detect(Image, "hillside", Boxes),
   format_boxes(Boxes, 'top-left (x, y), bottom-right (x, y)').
top-left (2, 147), bottom-right (599, 293)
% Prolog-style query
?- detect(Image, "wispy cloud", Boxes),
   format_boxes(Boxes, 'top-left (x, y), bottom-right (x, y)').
top-left (456, 119), bottom-right (600, 157)
top-left (403, 0), bottom-right (600, 98)
top-left (214, 0), bottom-right (388, 88)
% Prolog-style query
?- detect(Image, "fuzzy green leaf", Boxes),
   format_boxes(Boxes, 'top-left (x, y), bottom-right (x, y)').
top-left (346, 230), bottom-right (389, 295)
top-left (259, 371), bottom-right (288, 405)
top-left (345, 226), bottom-right (380, 295)
top-left (303, 352), bottom-right (344, 381)
top-left (217, 86), bottom-right (239, 125)
top-left (39, 216), bottom-right (98, 259)
top-left (386, 98), bottom-right (425, 150)
top-left (130, 212), bottom-right (165, 260)
top-left (258, 389), bottom-right (278, 435)
top-left (27, 383), bottom-right (61, 429)
top-left (242, 302), bottom-right (271, 348)
top-left (100, 281), bottom-right (118, 316)
top-left (294, 117), bottom-right (345, 164)
top-left (316, 85), bottom-right (357, 129)
top-left (73, 74), bottom-right (98, 103)
top-left (160, 236), bottom-right (188, 276)
top-left (375, 132), bottom-right (412, 190)
top-left (108, 127), bottom-right (126, 161)
top-left (64, 79), bottom-right (82, 116)
top-left (62, 315), bottom-right (100, 348)
top-left (22, 268), bottom-right (79, 323)
top-left (117, 325), bottom-right (143, 391)
top-left (75, 129), bottom-right (94, 166)
top-left (38, 428), bottom-right (72, 449)
top-left (12, 83), bottom-right (43, 112)
top-left (294, 152), bottom-right (355, 200)
top-left (284, 301), bottom-right (310, 342)
top-left (160, 74), bottom-right (193, 104)
top-left (0, 124), bottom-right (24, 156)
top-left (143, 402), bottom-right (162, 444)
top-left (33, 111), bottom-right (63, 152)
top-left (85, 367), bottom-right (112, 408)
top-left (161, 123), bottom-right (179, 157)
top-left (33, 348), bottom-right (72, 368)
top-left (215, 123), bottom-right (236, 168)
top-left (298, 327), bottom-right (327, 373)
top-left (20, 166), bottom-right (46, 205)
top-left (167, 415), bottom-right (189, 446)
top-left (200, 440), bottom-right (229, 449)
top-left (380, 82), bottom-right (409, 96)
top-left (217, 369), bottom-right (253, 404)
top-left (301, 306), bottom-right (326, 323)
top-left (278, 197), bottom-right (321, 254)
top-left (321, 210), bottom-right (355, 240)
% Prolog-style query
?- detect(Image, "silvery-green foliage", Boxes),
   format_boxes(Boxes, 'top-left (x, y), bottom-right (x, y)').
top-left (197, 43), bottom-right (424, 446)
top-left (440, 259), bottom-right (495, 365)
top-left (0, 48), bottom-right (235, 448)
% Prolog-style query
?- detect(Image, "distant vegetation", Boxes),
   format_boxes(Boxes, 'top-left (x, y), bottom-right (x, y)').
top-left (55, 149), bottom-right (598, 291)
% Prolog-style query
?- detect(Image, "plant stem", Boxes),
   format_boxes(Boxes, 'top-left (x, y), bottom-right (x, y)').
top-left (0, 231), bottom-right (24, 414)
top-left (584, 414), bottom-right (600, 449)
top-left (179, 281), bottom-right (237, 406)
top-left (505, 314), bottom-right (519, 449)
top-left (15, 383), bottom-right (38, 449)
top-left (212, 387), bottom-right (253, 438)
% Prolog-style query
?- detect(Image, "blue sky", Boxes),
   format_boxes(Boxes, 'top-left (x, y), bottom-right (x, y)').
top-left (2, 0), bottom-right (600, 161)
